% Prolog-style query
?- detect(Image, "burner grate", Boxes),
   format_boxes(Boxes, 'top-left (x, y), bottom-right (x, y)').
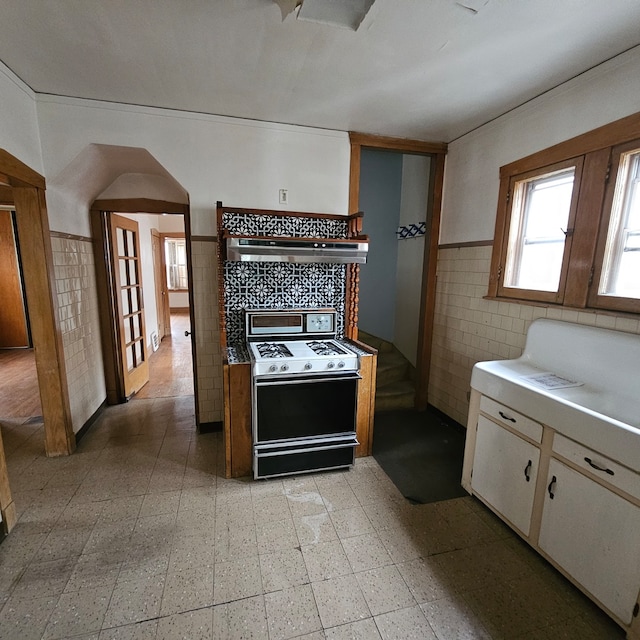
top-left (256, 343), bottom-right (293, 358)
top-left (306, 340), bottom-right (348, 357)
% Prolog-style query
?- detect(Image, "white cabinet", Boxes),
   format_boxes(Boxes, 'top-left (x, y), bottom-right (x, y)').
top-left (539, 458), bottom-right (640, 625)
top-left (471, 415), bottom-right (540, 537)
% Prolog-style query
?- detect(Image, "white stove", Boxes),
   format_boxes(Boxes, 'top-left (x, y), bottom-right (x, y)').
top-left (248, 338), bottom-right (358, 376)
top-left (245, 309), bottom-right (359, 377)
top-left (245, 308), bottom-right (361, 479)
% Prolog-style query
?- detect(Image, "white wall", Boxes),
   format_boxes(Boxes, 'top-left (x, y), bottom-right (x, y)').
top-left (0, 63), bottom-right (43, 174)
top-left (440, 45), bottom-right (640, 245)
top-left (394, 154), bottom-right (431, 366)
top-left (430, 45), bottom-right (640, 425)
top-left (35, 96), bottom-right (351, 238)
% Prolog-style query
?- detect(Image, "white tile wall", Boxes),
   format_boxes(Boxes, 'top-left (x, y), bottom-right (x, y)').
top-left (429, 245), bottom-right (640, 426)
top-left (190, 240), bottom-right (224, 423)
top-left (51, 236), bottom-right (106, 433)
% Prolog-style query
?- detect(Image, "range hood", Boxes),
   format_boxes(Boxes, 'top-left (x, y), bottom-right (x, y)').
top-left (225, 234), bottom-right (368, 264)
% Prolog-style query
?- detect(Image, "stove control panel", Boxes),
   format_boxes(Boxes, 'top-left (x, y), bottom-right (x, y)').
top-left (306, 313), bottom-right (334, 334)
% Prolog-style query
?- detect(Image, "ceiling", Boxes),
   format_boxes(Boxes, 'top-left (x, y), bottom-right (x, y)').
top-left (1, 0), bottom-right (640, 142)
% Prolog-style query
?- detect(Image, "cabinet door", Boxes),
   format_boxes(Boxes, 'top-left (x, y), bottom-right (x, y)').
top-left (539, 458), bottom-right (640, 625)
top-left (471, 415), bottom-right (540, 537)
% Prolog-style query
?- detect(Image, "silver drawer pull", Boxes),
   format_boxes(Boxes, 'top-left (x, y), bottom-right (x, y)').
top-left (498, 411), bottom-right (516, 423)
top-left (584, 457), bottom-right (614, 476)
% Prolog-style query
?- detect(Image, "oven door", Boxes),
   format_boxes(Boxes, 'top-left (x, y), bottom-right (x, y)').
top-left (253, 372), bottom-right (360, 443)
top-left (252, 371), bottom-right (360, 479)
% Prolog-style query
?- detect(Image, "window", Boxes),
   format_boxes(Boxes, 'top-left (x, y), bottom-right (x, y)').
top-left (165, 237), bottom-right (188, 290)
top-left (489, 111), bottom-right (640, 314)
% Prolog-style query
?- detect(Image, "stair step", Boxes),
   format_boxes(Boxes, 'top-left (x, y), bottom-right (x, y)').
top-left (375, 379), bottom-right (415, 412)
top-left (376, 351), bottom-right (409, 387)
top-left (376, 380), bottom-right (416, 411)
top-left (358, 331), bottom-right (395, 353)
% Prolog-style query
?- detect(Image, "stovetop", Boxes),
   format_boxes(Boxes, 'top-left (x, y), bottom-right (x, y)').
top-left (245, 308), bottom-right (360, 376)
top-left (248, 338), bottom-right (359, 376)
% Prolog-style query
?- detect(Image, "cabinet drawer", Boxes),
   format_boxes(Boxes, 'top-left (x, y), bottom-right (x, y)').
top-left (553, 433), bottom-right (640, 500)
top-left (479, 396), bottom-right (543, 443)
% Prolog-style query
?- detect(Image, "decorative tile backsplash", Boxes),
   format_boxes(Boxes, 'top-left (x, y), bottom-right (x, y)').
top-left (223, 262), bottom-right (347, 344)
top-left (221, 211), bottom-right (349, 344)
top-left (222, 211), bottom-right (348, 239)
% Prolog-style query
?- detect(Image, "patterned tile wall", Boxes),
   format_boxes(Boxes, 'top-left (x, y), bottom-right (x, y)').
top-left (429, 244), bottom-right (640, 426)
top-left (191, 240), bottom-right (224, 423)
top-left (221, 211), bottom-right (350, 344)
top-left (51, 236), bottom-right (106, 433)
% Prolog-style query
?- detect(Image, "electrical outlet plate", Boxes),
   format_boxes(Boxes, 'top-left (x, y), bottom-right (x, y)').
top-left (279, 188), bottom-right (288, 205)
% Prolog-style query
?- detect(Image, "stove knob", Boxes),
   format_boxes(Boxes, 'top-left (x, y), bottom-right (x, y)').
top-left (280, 363), bottom-right (289, 372)
top-left (327, 361), bottom-right (335, 369)
top-left (269, 365), bottom-right (278, 373)
top-left (304, 362), bottom-right (313, 370)
top-left (337, 361), bottom-right (345, 368)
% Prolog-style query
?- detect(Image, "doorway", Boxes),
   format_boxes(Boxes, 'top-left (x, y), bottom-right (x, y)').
top-left (92, 204), bottom-right (195, 407)
top-left (348, 133), bottom-right (447, 410)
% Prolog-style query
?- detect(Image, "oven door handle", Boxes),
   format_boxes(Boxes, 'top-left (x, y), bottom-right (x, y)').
top-left (255, 373), bottom-right (362, 386)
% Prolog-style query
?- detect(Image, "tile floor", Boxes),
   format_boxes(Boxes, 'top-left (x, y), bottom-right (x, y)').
top-left (0, 397), bottom-right (624, 639)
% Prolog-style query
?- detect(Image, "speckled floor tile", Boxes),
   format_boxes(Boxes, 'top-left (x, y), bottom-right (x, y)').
top-left (355, 565), bottom-right (416, 616)
top-left (252, 495), bottom-right (292, 523)
top-left (64, 553), bottom-right (121, 593)
top-left (302, 540), bottom-right (351, 582)
top-left (325, 617), bottom-right (382, 640)
top-left (42, 585), bottom-right (112, 639)
top-left (294, 512), bottom-right (339, 546)
top-left (139, 490), bottom-right (181, 517)
top-left (256, 517), bottom-right (298, 554)
top-left (311, 574), bottom-right (371, 629)
top-left (98, 619), bottom-right (158, 639)
top-left (12, 557), bottom-right (75, 599)
top-left (213, 556), bottom-right (262, 604)
top-left (160, 566), bottom-right (214, 616)
top-left (260, 547), bottom-right (309, 592)
top-left (329, 506), bottom-right (374, 539)
top-left (341, 532), bottom-right (393, 573)
top-left (214, 523), bottom-right (258, 562)
top-left (156, 607), bottom-right (213, 639)
top-left (420, 596), bottom-right (491, 639)
top-left (102, 574), bottom-right (165, 628)
top-left (212, 594), bottom-right (269, 639)
top-left (318, 485), bottom-right (359, 512)
top-left (374, 604), bottom-right (437, 640)
top-left (264, 583), bottom-right (322, 640)
top-left (0, 594), bottom-right (59, 640)
top-left (395, 557), bottom-right (455, 604)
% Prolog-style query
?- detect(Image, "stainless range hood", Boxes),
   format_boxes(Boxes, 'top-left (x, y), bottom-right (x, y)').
top-left (225, 235), bottom-right (368, 264)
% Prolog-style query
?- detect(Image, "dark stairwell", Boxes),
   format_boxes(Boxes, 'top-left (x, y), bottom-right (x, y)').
top-left (358, 330), bottom-right (416, 412)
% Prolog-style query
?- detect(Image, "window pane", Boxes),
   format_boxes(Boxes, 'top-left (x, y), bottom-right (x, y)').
top-left (504, 168), bottom-right (574, 292)
top-left (598, 150), bottom-right (640, 299)
top-left (165, 238), bottom-right (188, 290)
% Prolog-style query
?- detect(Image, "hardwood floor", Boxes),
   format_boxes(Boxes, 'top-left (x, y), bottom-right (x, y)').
top-left (0, 348), bottom-right (42, 420)
top-left (0, 311), bottom-right (193, 424)
top-left (134, 311), bottom-right (194, 400)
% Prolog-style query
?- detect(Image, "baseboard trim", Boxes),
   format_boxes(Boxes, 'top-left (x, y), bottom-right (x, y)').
top-left (74, 400), bottom-right (107, 443)
top-left (199, 421), bottom-right (222, 434)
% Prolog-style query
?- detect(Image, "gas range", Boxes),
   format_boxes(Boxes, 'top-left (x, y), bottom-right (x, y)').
top-left (245, 309), bottom-right (359, 377)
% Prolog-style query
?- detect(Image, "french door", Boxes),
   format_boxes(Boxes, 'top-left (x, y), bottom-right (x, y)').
top-left (109, 213), bottom-right (149, 396)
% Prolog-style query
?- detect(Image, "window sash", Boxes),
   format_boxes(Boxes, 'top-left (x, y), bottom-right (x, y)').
top-left (496, 158), bottom-right (582, 304)
top-left (589, 142), bottom-right (640, 313)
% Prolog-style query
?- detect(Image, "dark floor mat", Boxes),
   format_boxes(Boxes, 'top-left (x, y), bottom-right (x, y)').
top-left (372, 408), bottom-right (469, 505)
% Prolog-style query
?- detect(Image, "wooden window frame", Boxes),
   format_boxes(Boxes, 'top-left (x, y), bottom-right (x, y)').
top-left (488, 110), bottom-right (640, 315)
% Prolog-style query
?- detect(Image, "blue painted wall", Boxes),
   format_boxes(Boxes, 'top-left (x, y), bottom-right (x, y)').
top-left (358, 148), bottom-right (402, 341)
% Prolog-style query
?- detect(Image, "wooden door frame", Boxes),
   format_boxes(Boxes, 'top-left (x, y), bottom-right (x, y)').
top-left (151, 229), bottom-right (167, 340)
top-left (90, 200), bottom-right (200, 421)
top-left (160, 231), bottom-right (187, 320)
top-left (0, 152), bottom-right (76, 467)
top-left (348, 133), bottom-right (447, 410)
